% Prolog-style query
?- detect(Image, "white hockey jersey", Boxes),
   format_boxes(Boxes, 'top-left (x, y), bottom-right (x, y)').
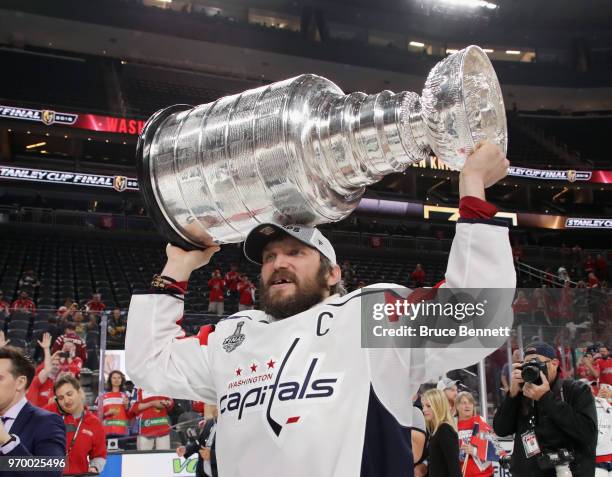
top-left (126, 220), bottom-right (516, 477)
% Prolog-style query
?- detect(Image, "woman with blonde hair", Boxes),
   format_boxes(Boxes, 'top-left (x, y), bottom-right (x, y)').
top-left (456, 391), bottom-right (495, 477)
top-left (422, 389), bottom-right (462, 477)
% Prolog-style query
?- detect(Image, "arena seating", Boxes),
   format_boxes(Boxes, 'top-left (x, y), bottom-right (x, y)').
top-left (506, 117), bottom-right (566, 168)
top-left (122, 77), bottom-right (225, 117)
top-left (2, 47), bottom-right (610, 172)
top-left (2, 224), bottom-right (609, 312)
top-left (521, 115), bottom-right (611, 166)
top-left (0, 226), bottom-right (452, 312)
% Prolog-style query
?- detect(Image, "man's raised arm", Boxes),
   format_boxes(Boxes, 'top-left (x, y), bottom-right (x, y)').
top-left (444, 141), bottom-right (515, 290)
top-left (365, 142), bottom-right (516, 426)
top-left (126, 244), bottom-right (220, 402)
top-left (420, 141), bottom-right (516, 377)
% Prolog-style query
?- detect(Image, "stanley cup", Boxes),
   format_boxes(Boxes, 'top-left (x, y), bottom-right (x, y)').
top-left (137, 45), bottom-right (507, 249)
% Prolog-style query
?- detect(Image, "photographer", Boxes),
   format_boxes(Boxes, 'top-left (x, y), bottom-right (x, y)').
top-left (52, 324), bottom-right (87, 363)
top-left (493, 342), bottom-right (597, 476)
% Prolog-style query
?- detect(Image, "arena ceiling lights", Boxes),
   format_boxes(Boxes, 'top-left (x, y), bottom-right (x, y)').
top-left (427, 0), bottom-right (498, 9)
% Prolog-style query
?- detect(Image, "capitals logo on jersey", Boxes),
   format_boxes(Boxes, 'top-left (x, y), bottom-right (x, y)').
top-left (219, 337), bottom-right (342, 437)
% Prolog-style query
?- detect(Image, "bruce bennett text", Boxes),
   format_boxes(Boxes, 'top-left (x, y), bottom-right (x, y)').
top-left (371, 325), bottom-right (512, 338)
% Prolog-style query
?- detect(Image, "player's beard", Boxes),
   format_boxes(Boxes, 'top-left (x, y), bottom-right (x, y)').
top-left (260, 263), bottom-right (329, 320)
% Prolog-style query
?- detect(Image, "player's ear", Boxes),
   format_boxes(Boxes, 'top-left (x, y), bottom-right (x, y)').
top-left (327, 264), bottom-right (341, 287)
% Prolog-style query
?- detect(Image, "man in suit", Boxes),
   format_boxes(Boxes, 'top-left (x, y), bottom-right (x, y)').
top-left (0, 346), bottom-right (66, 477)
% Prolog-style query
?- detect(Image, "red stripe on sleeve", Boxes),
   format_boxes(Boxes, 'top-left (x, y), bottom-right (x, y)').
top-left (459, 196), bottom-right (497, 219)
top-left (166, 281), bottom-right (188, 294)
top-left (197, 324), bottom-right (215, 346)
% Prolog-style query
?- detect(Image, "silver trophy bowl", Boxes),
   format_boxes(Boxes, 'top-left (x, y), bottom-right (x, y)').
top-left (137, 45), bottom-right (506, 248)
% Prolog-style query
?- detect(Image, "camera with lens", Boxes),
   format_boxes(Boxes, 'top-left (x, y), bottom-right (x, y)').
top-left (498, 454), bottom-right (512, 470)
top-left (520, 359), bottom-right (548, 385)
top-left (537, 448), bottom-right (574, 476)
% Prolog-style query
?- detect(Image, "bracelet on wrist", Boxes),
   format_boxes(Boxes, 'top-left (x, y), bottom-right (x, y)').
top-left (151, 274), bottom-right (178, 289)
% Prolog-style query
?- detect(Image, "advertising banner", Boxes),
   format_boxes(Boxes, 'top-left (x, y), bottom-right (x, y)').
top-left (410, 156), bottom-right (612, 184)
top-left (0, 164), bottom-right (137, 192)
top-left (99, 452), bottom-right (197, 477)
top-left (2, 164), bottom-right (610, 229)
top-left (0, 104), bottom-right (146, 135)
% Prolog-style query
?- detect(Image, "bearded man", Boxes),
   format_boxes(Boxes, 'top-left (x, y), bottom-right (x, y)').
top-left (126, 142), bottom-right (515, 477)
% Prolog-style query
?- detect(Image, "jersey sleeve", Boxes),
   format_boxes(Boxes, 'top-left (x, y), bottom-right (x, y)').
top-left (367, 207), bottom-right (516, 426)
top-left (126, 293), bottom-right (217, 403)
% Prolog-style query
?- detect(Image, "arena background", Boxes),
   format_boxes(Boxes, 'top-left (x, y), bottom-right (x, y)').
top-left (0, 0), bottom-right (610, 476)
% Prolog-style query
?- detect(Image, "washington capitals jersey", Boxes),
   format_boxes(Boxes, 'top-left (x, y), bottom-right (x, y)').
top-left (126, 220), bottom-right (516, 477)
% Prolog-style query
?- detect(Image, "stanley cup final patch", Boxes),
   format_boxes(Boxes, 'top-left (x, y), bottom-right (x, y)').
top-left (223, 322), bottom-right (246, 353)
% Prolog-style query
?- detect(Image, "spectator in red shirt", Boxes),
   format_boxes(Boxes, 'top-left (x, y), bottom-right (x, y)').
top-left (52, 323), bottom-right (87, 363)
top-left (86, 293), bottom-right (106, 316)
top-left (596, 345), bottom-right (612, 386)
top-left (131, 389), bottom-right (173, 450)
top-left (10, 291), bottom-right (36, 314)
top-left (97, 371), bottom-right (132, 438)
top-left (49, 374), bottom-right (106, 474)
top-left (224, 263), bottom-right (241, 298)
top-left (207, 269), bottom-right (226, 316)
top-left (576, 352), bottom-right (600, 381)
top-left (588, 272), bottom-right (600, 288)
top-left (456, 391), bottom-right (495, 477)
top-left (26, 333), bottom-right (63, 407)
top-left (56, 342), bottom-right (84, 378)
top-left (237, 274), bottom-right (256, 311)
top-left (411, 264), bottom-right (426, 288)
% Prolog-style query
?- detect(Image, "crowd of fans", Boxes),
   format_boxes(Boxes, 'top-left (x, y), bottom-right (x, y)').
top-left (513, 242), bottom-right (609, 288)
top-left (0, 328), bottom-right (216, 474)
top-left (0, 241), bottom-right (610, 476)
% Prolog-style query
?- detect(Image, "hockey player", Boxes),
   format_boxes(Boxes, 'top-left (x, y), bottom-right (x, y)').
top-left (126, 141), bottom-right (516, 477)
